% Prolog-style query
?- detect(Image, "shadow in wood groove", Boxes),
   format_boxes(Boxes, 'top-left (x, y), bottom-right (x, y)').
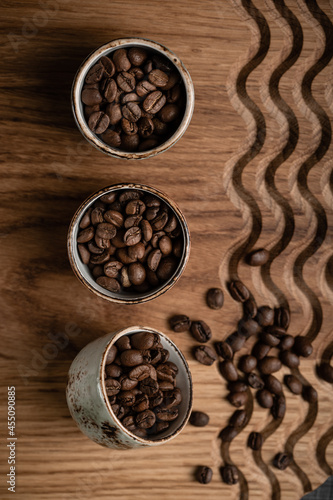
top-left (316, 424), bottom-right (333, 476)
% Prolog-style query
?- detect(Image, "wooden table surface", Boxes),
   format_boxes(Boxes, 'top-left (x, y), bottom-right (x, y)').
top-left (1, 0), bottom-right (333, 499)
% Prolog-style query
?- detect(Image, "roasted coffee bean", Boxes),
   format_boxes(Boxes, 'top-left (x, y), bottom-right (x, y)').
top-left (256, 306), bottom-right (274, 326)
top-left (258, 357), bottom-right (282, 375)
top-left (77, 226), bottom-right (94, 243)
top-left (194, 345), bottom-right (217, 366)
top-left (121, 118), bottom-right (138, 135)
top-left (248, 431), bottom-right (263, 450)
top-left (96, 223), bottom-right (117, 240)
top-left (136, 409), bottom-right (156, 429)
top-left (103, 78), bottom-right (117, 102)
top-left (273, 452), bottom-right (292, 470)
top-left (220, 425), bottom-right (238, 442)
top-left (238, 355), bottom-right (257, 374)
top-left (279, 335), bottom-right (294, 351)
top-left (228, 381), bottom-right (248, 393)
top-left (238, 318), bottom-right (260, 338)
top-left (247, 372), bottom-right (264, 390)
top-left (221, 465), bottom-right (239, 485)
top-left (158, 104), bottom-right (179, 123)
top-left (147, 248), bottom-right (162, 271)
top-left (128, 262), bottom-right (146, 285)
top-left (229, 280), bottom-right (250, 302)
top-left (226, 332), bottom-right (245, 352)
top-left (284, 375), bottom-right (302, 395)
top-left (105, 364), bottom-right (122, 378)
top-left (128, 47), bottom-right (147, 66)
top-left (132, 394), bottom-right (149, 413)
top-left (88, 111), bottom-right (110, 134)
top-left (275, 307), bottom-right (290, 330)
top-left (105, 378), bottom-right (121, 396)
top-left (140, 377), bottom-right (159, 396)
top-left (190, 321), bottom-right (212, 343)
top-left (155, 421), bottom-right (169, 433)
top-left (113, 49), bottom-right (131, 72)
top-left (261, 331), bottom-right (281, 347)
top-left (131, 331), bottom-right (155, 350)
top-left (105, 345), bottom-right (118, 365)
top-left (118, 390), bottom-right (136, 407)
top-left (215, 341), bottom-right (233, 360)
top-left (156, 256), bottom-right (177, 281)
top-left (302, 385), bottom-right (318, 403)
top-left (293, 336), bottom-right (313, 358)
top-left (196, 466), bottom-right (213, 485)
top-left (96, 276), bottom-right (120, 292)
top-left (92, 265), bottom-right (104, 279)
top-left (155, 407), bottom-right (179, 421)
top-left (246, 248), bottom-right (269, 266)
top-left (138, 116), bottom-right (154, 138)
top-left (189, 411), bottom-right (209, 427)
top-left (116, 336), bottom-right (132, 351)
top-left (143, 91), bottom-right (166, 114)
top-left (256, 389), bottom-right (273, 408)
top-left (105, 102), bottom-right (122, 125)
top-left (163, 388), bottom-right (182, 409)
top-left (227, 391), bottom-right (248, 408)
top-left (82, 88), bottom-right (103, 106)
top-left (243, 298), bottom-right (257, 319)
top-left (104, 210), bottom-right (124, 228)
top-left (220, 360), bottom-right (238, 382)
top-left (90, 250), bottom-right (110, 265)
top-left (265, 374), bottom-right (282, 395)
top-left (78, 244), bottom-right (90, 264)
top-left (280, 350), bottom-right (299, 369)
top-left (128, 365), bottom-right (151, 382)
top-left (120, 349), bottom-right (143, 367)
top-left (169, 314), bottom-right (191, 332)
top-left (252, 342), bottom-right (270, 360)
top-left (102, 129), bottom-right (121, 148)
top-left (85, 61), bottom-right (104, 83)
top-left (271, 395), bottom-right (286, 419)
top-left (123, 226), bottom-right (142, 246)
top-left (122, 415), bottom-right (136, 431)
top-left (149, 390), bottom-right (163, 408)
top-left (148, 69), bottom-right (169, 87)
top-left (104, 260), bottom-right (123, 278)
top-left (206, 287), bottom-right (224, 310)
top-left (79, 208), bottom-right (92, 229)
top-left (229, 409), bottom-right (247, 428)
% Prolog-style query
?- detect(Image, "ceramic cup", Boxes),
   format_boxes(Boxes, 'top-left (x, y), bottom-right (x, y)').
top-left (66, 326), bottom-right (193, 449)
top-left (67, 183), bottom-right (190, 304)
top-left (71, 37), bottom-right (195, 159)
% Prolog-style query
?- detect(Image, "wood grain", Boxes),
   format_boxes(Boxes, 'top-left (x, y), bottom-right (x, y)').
top-left (1, 0), bottom-right (333, 499)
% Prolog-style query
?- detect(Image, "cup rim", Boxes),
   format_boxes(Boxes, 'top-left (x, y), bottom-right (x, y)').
top-left (99, 326), bottom-right (193, 444)
top-left (67, 183), bottom-right (191, 304)
top-left (71, 37), bottom-right (195, 160)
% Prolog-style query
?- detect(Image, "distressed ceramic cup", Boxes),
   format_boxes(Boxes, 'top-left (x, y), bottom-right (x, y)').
top-left (71, 37), bottom-right (195, 159)
top-left (67, 183), bottom-right (190, 304)
top-left (66, 326), bottom-right (193, 449)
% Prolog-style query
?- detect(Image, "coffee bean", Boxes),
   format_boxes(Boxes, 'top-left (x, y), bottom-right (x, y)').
top-left (147, 248), bottom-right (162, 272)
top-left (143, 91), bottom-right (166, 114)
top-left (155, 407), bottom-right (179, 422)
top-left (252, 342), bottom-right (270, 360)
top-left (229, 280), bottom-right (250, 302)
top-left (96, 223), bottom-right (117, 240)
top-left (228, 381), bottom-right (248, 393)
top-left (116, 336), bottom-right (132, 351)
top-left (112, 49), bottom-right (131, 72)
top-left (248, 431), bottom-right (263, 450)
top-left (196, 466), bottom-right (213, 485)
top-left (156, 256), bottom-right (178, 281)
top-left (258, 357), bottom-right (282, 375)
top-left (105, 378), bottom-right (121, 396)
top-left (220, 360), bottom-right (238, 382)
top-left (189, 411), bottom-right (209, 427)
top-left (106, 364), bottom-right (122, 378)
top-left (194, 345), bottom-right (217, 366)
top-left (284, 374), bottom-right (302, 395)
top-left (101, 129), bottom-right (122, 148)
top-left (163, 388), bottom-right (182, 409)
top-left (273, 452), bottom-right (292, 470)
top-left (169, 314), bottom-right (191, 332)
top-left (279, 335), bottom-right (294, 351)
top-left (260, 331), bottom-right (281, 347)
top-left (206, 287), bottom-right (224, 310)
top-left (293, 336), bottom-right (313, 358)
top-left (238, 318), bottom-right (260, 338)
top-left (256, 389), bottom-right (273, 408)
top-left (88, 111), bottom-right (110, 134)
top-left (105, 102), bottom-right (122, 125)
top-left (243, 298), bottom-right (258, 319)
top-left (220, 465), bottom-right (239, 485)
top-left (247, 248), bottom-right (269, 266)
top-left (96, 276), bottom-right (120, 292)
top-left (275, 307), bottom-right (290, 330)
top-left (190, 321), bottom-right (212, 343)
top-left (77, 226), bottom-right (94, 243)
top-left (238, 355), bottom-right (257, 374)
top-left (138, 116), bottom-right (154, 138)
top-left (256, 306), bottom-right (274, 326)
top-left (302, 385), bottom-right (318, 403)
top-left (120, 349), bottom-right (143, 367)
top-left (226, 332), bottom-right (245, 352)
top-left (215, 341), bottom-right (233, 360)
top-left (105, 345), bottom-right (117, 365)
top-left (82, 88), bottom-right (103, 106)
top-left (132, 394), bottom-right (149, 413)
top-left (104, 260), bottom-right (123, 278)
top-left (280, 350), bottom-right (299, 369)
top-left (265, 375), bottom-right (282, 395)
top-left (247, 372), bottom-right (264, 390)
top-left (85, 61), bottom-right (104, 83)
top-left (136, 409), bottom-right (156, 429)
top-left (158, 104), bottom-right (180, 123)
top-left (79, 207), bottom-right (92, 229)
top-left (271, 395), bottom-right (286, 419)
top-left (136, 80), bottom-right (156, 97)
top-left (220, 425), bottom-right (238, 442)
top-left (229, 409), bottom-right (248, 428)
top-left (78, 244), bottom-right (90, 264)
top-left (227, 391), bottom-right (248, 408)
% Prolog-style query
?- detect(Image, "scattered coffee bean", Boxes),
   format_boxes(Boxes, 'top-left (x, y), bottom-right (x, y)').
top-left (273, 452), bottom-right (292, 470)
top-left (226, 332), bottom-right (246, 352)
top-left (302, 385), bottom-right (318, 403)
top-left (252, 342), bottom-right (270, 360)
top-left (247, 372), bottom-right (264, 389)
top-left (220, 464), bottom-right (239, 485)
top-left (82, 48), bottom-right (185, 152)
top-left (190, 320), bottom-right (212, 343)
top-left (238, 355), bottom-right (257, 374)
top-left (280, 350), bottom-right (300, 369)
top-left (194, 345), bottom-right (217, 366)
top-left (284, 375), bottom-right (302, 395)
top-left (228, 381), bottom-right (248, 393)
top-left (169, 314), bottom-right (191, 332)
top-left (256, 306), bottom-right (274, 326)
top-left (77, 189), bottom-right (183, 295)
top-left (219, 360), bottom-right (238, 382)
top-left (256, 389), bottom-right (273, 408)
top-left (227, 391), bottom-right (248, 408)
top-left (274, 307), bottom-right (290, 330)
top-left (264, 374), bottom-right (282, 395)
top-left (246, 248), bottom-right (269, 266)
top-left (248, 431), bottom-right (263, 450)
top-left (229, 409), bottom-right (248, 428)
top-left (215, 341), bottom-right (233, 360)
top-left (243, 298), bottom-right (258, 319)
top-left (206, 287), bottom-right (224, 310)
top-left (293, 336), bottom-right (313, 358)
top-left (237, 318), bottom-right (260, 338)
top-left (271, 395), bottom-right (286, 419)
top-left (260, 331), bottom-right (281, 347)
top-left (229, 280), bottom-right (250, 302)
top-left (196, 466), bottom-right (213, 485)
top-left (258, 357), bottom-right (282, 375)
top-left (220, 425), bottom-right (238, 442)
top-left (190, 411), bottom-right (209, 427)
top-left (279, 335), bottom-right (294, 351)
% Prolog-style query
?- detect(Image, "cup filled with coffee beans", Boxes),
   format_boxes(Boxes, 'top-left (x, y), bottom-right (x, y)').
top-left (72, 37), bottom-right (195, 159)
top-left (67, 183), bottom-right (190, 303)
top-left (66, 326), bottom-right (193, 449)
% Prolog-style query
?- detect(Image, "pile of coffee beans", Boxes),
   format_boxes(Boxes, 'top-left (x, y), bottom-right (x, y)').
top-left (77, 189), bottom-right (183, 294)
top-left (104, 331), bottom-right (182, 438)
top-left (81, 47), bottom-right (185, 152)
